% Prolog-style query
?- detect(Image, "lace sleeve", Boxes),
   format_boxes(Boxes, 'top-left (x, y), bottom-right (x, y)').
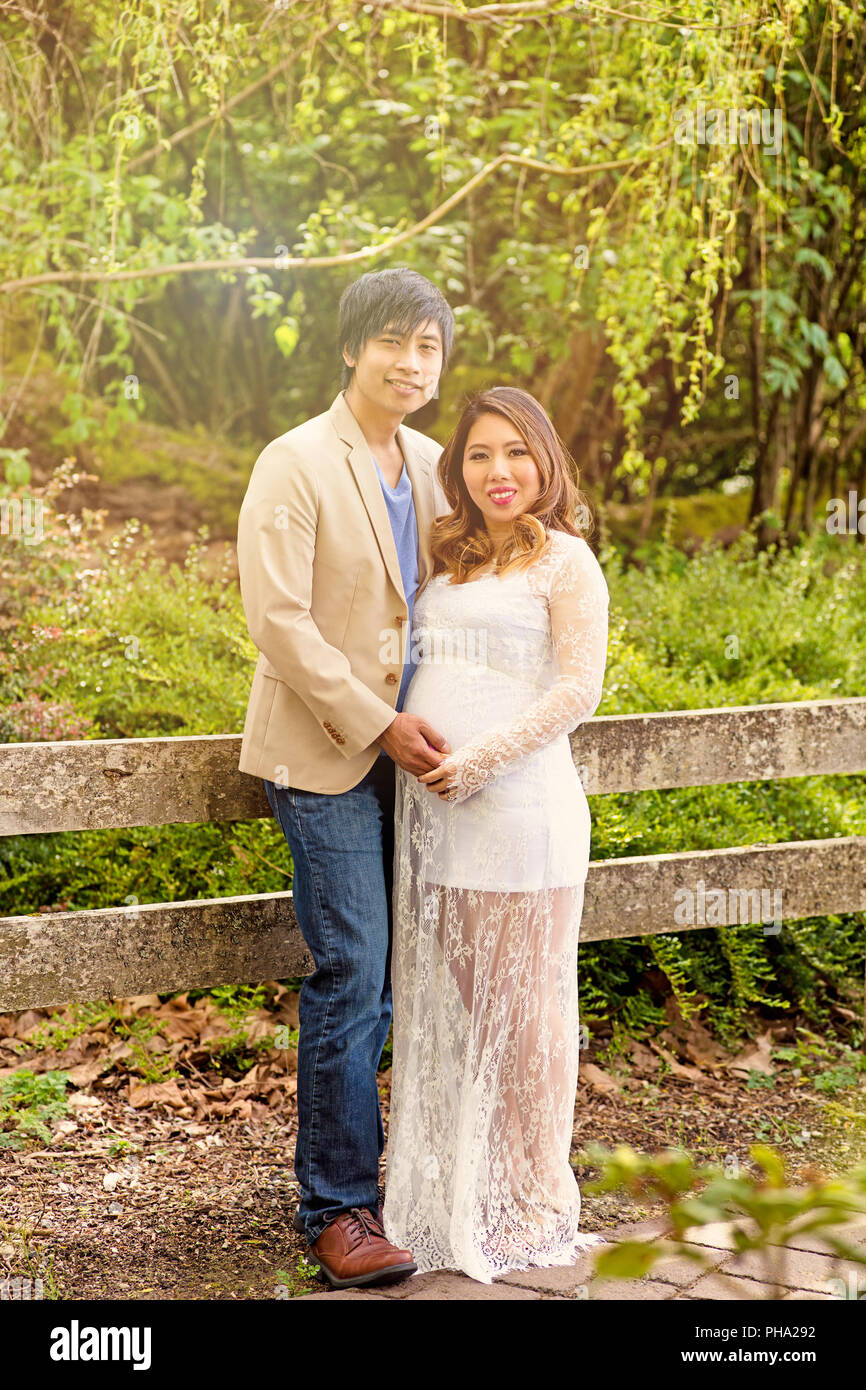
top-left (441, 537), bottom-right (609, 804)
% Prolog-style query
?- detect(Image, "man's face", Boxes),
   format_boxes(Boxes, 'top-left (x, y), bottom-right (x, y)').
top-left (342, 319), bottom-right (443, 416)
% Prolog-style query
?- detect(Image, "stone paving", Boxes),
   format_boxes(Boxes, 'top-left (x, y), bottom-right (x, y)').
top-left (295, 1216), bottom-right (866, 1301)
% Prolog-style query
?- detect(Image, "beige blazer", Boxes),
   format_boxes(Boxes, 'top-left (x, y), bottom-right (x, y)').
top-left (236, 390), bottom-right (448, 792)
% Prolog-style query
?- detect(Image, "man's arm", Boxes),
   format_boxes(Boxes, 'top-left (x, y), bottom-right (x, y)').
top-left (376, 711), bottom-right (450, 774)
top-left (237, 440), bottom-right (397, 760)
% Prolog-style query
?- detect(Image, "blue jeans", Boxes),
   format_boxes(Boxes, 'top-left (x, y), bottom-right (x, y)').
top-left (263, 757), bottom-right (396, 1246)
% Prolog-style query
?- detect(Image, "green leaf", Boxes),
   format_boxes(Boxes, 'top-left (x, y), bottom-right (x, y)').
top-left (594, 1240), bottom-right (663, 1279)
top-left (823, 353), bottom-right (847, 388)
top-left (797, 316), bottom-right (830, 354)
top-left (275, 318), bottom-right (300, 359)
top-left (794, 247), bottom-right (833, 281)
top-left (509, 342), bottom-right (535, 374)
top-left (749, 1144), bottom-right (787, 1187)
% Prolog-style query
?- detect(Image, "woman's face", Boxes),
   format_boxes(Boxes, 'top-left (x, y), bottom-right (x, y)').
top-left (461, 412), bottom-right (543, 539)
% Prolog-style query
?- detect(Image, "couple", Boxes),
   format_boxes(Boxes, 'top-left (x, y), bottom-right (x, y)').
top-left (236, 266), bottom-right (610, 1288)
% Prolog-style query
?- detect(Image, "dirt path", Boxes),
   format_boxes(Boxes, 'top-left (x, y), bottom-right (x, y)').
top-left (1, 994), bottom-right (864, 1300)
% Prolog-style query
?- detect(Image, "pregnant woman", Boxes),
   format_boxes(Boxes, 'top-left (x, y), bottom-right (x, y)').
top-left (383, 386), bottom-right (610, 1284)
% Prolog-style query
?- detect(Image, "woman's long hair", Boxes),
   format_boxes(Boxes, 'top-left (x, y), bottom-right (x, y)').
top-left (430, 386), bottom-right (595, 584)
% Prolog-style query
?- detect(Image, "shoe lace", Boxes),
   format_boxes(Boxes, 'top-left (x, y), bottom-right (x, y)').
top-left (331, 1205), bottom-right (384, 1246)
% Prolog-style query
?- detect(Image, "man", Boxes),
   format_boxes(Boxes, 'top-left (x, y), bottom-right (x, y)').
top-left (236, 266), bottom-right (456, 1289)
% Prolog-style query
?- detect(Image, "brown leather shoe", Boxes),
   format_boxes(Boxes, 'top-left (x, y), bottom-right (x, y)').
top-left (307, 1207), bottom-right (416, 1289)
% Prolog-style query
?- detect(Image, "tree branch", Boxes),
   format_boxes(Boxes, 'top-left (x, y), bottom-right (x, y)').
top-left (125, 15), bottom-right (343, 172)
top-left (364, 0), bottom-right (771, 30)
top-left (0, 140), bottom-right (673, 295)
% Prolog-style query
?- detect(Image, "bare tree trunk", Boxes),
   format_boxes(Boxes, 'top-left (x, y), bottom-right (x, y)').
top-left (746, 233), bottom-right (769, 537)
top-left (857, 451), bottom-right (866, 546)
top-left (754, 396), bottom-right (781, 547)
top-left (212, 282), bottom-right (244, 432)
top-left (784, 382), bottom-right (811, 540)
top-left (803, 368), bottom-right (826, 534)
top-left (637, 457), bottom-right (660, 541)
top-left (537, 326), bottom-right (606, 460)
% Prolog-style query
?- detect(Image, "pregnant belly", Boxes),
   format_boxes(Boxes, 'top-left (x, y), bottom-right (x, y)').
top-left (403, 661), bottom-right (532, 750)
top-left (399, 664), bottom-right (591, 891)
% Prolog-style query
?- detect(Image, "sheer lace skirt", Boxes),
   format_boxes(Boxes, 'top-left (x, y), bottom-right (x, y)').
top-left (384, 773), bottom-right (598, 1282)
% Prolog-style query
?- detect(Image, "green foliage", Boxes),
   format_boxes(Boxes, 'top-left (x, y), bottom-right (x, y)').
top-left (582, 1142), bottom-right (866, 1296)
top-left (26, 1000), bottom-right (117, 1053)
top-left (274, 1256), bottom-right (322, 1299)
top-left (0, 1068), bottom-right (70, 1148)
top-left (1, 0), bottom-right (863, 521)
top-left (25, 1001), bottom-right (181, 1086)
top-left (578, 524), bottom-right (866, 1042)
top-left (0, 446), bottom-right (31, 487)
top-left (772, 1036), bottom-right (866, 1097)
top-left (120, 1015), bottom-right (182, 1086)
top-left (201, 983), bottom-right (273, 1074)
top-left (107, 1136), bottom-right (140, 1159)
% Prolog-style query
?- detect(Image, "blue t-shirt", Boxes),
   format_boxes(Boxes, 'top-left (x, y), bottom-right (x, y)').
top-left (371, 454), bottom-right (419, 756)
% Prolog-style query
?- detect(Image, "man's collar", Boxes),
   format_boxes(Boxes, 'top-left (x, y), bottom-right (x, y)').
top-left (328, 389), bottom-right (425, 470)
top-left (328, 390), bottom-right (368, 448)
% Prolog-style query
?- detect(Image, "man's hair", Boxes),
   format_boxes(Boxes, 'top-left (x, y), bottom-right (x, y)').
top-left (337, 266), bottom-right (455, 390)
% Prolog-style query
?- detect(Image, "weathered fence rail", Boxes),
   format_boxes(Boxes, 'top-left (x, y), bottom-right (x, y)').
top-left (1, 697), bottom-right (865, 1011)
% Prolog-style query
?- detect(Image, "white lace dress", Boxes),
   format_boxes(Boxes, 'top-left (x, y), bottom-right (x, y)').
top-left (383, 528), bottom-right (610, 1283)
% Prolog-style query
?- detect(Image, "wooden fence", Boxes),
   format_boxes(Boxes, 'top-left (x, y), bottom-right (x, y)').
top-left (1, 696), bottom-right (864, 1011)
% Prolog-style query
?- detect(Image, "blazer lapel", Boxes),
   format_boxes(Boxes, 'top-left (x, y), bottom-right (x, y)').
top-left (330, 391), bottom-right (436, 602)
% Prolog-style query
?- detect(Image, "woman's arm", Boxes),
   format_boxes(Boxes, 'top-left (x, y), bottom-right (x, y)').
top-left (419, 537), bottom-right (609, 804)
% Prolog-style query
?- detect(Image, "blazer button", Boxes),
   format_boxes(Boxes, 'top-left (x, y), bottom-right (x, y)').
top-left (394, 615), bottom-right (406, 625)
top-left (385, 673), bottom-right (398, 684)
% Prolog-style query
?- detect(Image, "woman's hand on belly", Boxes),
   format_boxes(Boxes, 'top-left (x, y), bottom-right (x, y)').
top-left (417, 756), bottom-right (460, 801)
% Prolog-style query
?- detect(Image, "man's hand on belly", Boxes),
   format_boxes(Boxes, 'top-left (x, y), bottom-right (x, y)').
top-left (376, 713), bottom-right (451, 776)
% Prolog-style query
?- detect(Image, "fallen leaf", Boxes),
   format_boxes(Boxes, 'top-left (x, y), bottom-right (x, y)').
top-left (67, 1092), bottom-right (104, 1112)
top-left (128, 1080), bottom-right (186, 1110)
top-left (625, 1040), bottom-right (658, 1075)
top-left (579, 1062), bottom-right (621, 1094)
top-left (155, 1014), bottom-right (201, 1042)
top-left (13, 1010), bottom-right (45, 1038)
top-left (245, 1019), bottom-right (277, 1044)
top-left (647, 1038), bottom-right (704, 1081)
top-left (65, 1059), bottom-right (105, 1088)
top-left (55, 1038), bottom-right (99, 1068)
top-left (726, 1031), bottom-right (775, 1078)
top-left (681, 1020), bottom-right (728, 1070)
top-left (126, 994), bottom-right (161, 1012)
